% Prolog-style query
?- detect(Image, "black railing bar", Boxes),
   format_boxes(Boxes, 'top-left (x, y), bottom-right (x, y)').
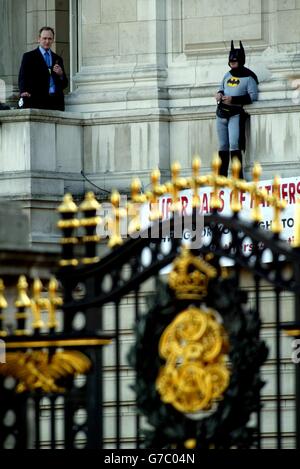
top-left (34, 396), bottom-right (41, 449)
top-left (275, 285), bottom-right (282, 449)
top-left (134, 288), bottom-right (141, 449)
top-left (50, 395), bottom-right (56, 449)
top-left (254, 274), bottom-right (262, 448)
top-left (115, 301), bottom-right (121, 449)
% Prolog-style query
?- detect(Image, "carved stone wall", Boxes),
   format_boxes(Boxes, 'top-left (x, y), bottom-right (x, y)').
top-left (0, 0), bottom-right (70, 104)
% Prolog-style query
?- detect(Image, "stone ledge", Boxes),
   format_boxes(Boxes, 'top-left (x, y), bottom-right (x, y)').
top-left (1, 99), bottom-right (299, 125)
top-left (169, 100), bottom-right (300, 121)
top-left (0, 109), bottom-right (84, 125)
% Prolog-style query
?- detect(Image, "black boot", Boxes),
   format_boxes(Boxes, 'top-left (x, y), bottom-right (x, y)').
top-left (230, 150), bottom-right (243, 179)
top-left (218, 151), bottom-right (230, 177)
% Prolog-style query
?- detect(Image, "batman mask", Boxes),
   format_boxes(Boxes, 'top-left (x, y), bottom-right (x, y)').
top-left (228, 40), bottom-right (245, 66)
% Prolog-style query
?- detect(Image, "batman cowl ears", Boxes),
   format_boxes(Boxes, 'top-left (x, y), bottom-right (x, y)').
top-left (228, 40), bottom-right (245, 66)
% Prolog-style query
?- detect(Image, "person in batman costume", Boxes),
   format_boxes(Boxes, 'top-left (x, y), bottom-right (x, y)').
top-left (215, 41), bottom-right (258, 178)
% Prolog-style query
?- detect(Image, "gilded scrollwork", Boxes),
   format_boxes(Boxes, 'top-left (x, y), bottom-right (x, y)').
top-left (156, 307), bottom-right (230, 414)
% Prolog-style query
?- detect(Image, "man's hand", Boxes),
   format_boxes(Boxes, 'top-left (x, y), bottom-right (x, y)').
top-left (53, 63), bottom-right (63, 76)
top-left (21, 92), bottom-right (31, 97)
top-left (215, 92), bottom-right (223, 103)
top-left (222, 96), bottom-right (232, 104)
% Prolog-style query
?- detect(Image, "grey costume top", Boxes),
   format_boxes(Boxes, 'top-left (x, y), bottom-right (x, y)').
top-left (220, 71), bottom-right (258, 100)
top-left (217, 70), bottom-right (258, 116)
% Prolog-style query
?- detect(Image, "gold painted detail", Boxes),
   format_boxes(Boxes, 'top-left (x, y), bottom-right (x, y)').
top-left (57, 219), bottom-right (80, 229)
top-left (192, 156), bottom-right (201, 209)
top-left (81, 235), bottom-right (101, 243)
top-left (47, 277), bottom-right (62, 329)
top-left (0, 279), bottom-right (8, 309)
top-left (184, 439), bottom-right (197, 449)
top-left (80, 218), bottom-right (101, 228)
top-left (60, 237), bottom-right (79, 245)
top-left (147, 168), bottom-right (166, 221)
top-left (59, 259), bottom-right (79, 267)
top-left (79, 191), bottom-right (101, 212)
top-left (15, 276), bottom-right (31, 309)
top-left (0, 279), bottom-right (8, 337)
top-left (168, 247), bottom-right (217, 300)
top-left (31, 278), bottom-right (46, 330)
top-left (211, 154), bottom-right (222, 210)
top-left (0, 350), bottom-right (91, 393)
top-left (230, 157), bottom-right (242, 213)
top-left (156, 307), bottom-right (230, 414)
top-left (57, 193), bottom-right (78, 214)
top-left (57, 156), bottom-right (290, 254)
top-left (82, 256), bottom-right (100, 265)
top-left (6, 338), bottom-right (111, 349)
top-left (128, 178), bottom-right (147, 234)
top-left (107, 191), bottom-right (126, 249)
top-left (272, 175), bottom-right (286, 234)
top-left (166, 163), bottom-right (187, 213)
top-left (284, 329), bottom-right (300, 337)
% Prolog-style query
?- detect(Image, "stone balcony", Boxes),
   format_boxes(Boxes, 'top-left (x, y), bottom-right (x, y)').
top-left (1, 99), bottom-right (300, 249)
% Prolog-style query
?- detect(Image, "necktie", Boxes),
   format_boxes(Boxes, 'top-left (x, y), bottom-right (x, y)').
top-left (45, 50), bottom-right (51, 67)
top-left (44, 51), bottom-right (56, 94)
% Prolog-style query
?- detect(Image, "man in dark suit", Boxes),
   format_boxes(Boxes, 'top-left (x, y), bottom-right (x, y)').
top-left (18, 26), bottom-right (68, 111)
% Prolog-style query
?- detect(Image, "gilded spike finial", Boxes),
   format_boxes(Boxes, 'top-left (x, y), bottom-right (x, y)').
top-left (15, 276), bottom-right (31, 309)
top-left (231, 157), bottom-right (241, 180)
top-left (148, 168), bottom-right (163, 221)
top-left (47, 277), bottom-right (62, 331)
top-left (192, 156), bottom-right (201, 209)
top-left (230, 157), bottom-right (242, 213)
top-left (251, 162), bottom-right (262, 223)
top-left (212, 153), bottom-right (221, 176)
top-left (58, 193), bottom-right (78, 214)
top-left (211, 154), bottom-right (222, 210)
top-left (79, 191), bottom-right (101, 212)
top-left (171, 161), bottom-right (181, 180)
top-left (57, 193), bottom-right (80, 267)
top-left (128, 178), bottom-right (147, 234)
top-left (31, 278), bottom-right (47, 331)
top-left (293, 199), bottom-right (300, 247)
top-left (168, 162), bottom-right (188, 213)
top-left (184, 439), bottom-right (197, 449)
top-left (0, 279), bottom-right (8, 309)
top-left (107, 190), bottom-right (125, 249)
top-left (252, 163), bottom-right (261, 182)
top-left (169, 162), bottom-right (182, 212)
top-left (14, 276), bottom-right (31, 336)
top-left (131, 178), bottom-right (142, 200)
top-left (131, 178), bottom-right (148, 206)
top-left (272, 175), bottom-right (286, 234)
top-left (79, 192), bottom-right (101, 264)
top-left (0, 279), bottom-right (8, 338)
top-left (151, 168), bottom-right (160, 186)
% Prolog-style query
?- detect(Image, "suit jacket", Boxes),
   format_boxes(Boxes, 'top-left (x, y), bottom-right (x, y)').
top-left (18, 48), bottom-right (68, 111)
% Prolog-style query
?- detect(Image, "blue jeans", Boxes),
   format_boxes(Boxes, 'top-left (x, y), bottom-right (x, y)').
top-left (216, 114), bottom-right (240, 151)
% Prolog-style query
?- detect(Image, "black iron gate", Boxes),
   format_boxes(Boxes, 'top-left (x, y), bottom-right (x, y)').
top-left (1, 157), bottom-right (300, 449)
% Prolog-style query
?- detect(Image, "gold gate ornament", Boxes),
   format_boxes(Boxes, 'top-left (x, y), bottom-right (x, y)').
top-left (156, 307), bottom-right (230, 414)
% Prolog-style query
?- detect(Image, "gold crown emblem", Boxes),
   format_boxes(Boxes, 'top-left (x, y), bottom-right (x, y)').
top-left (168, 248), bottom-right (217, 300)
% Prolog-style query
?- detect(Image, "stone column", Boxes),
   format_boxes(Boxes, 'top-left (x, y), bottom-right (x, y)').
top-left (67, 0), bottom-right (170, 187)
top-left (26, 0), bottom-right (70, 79)
top-left (0, 0), bottom-right (26, 103)
top-left (0, 0), bottom-right (70, 105)
top-left (67, 0), bottom-right (168, 112)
